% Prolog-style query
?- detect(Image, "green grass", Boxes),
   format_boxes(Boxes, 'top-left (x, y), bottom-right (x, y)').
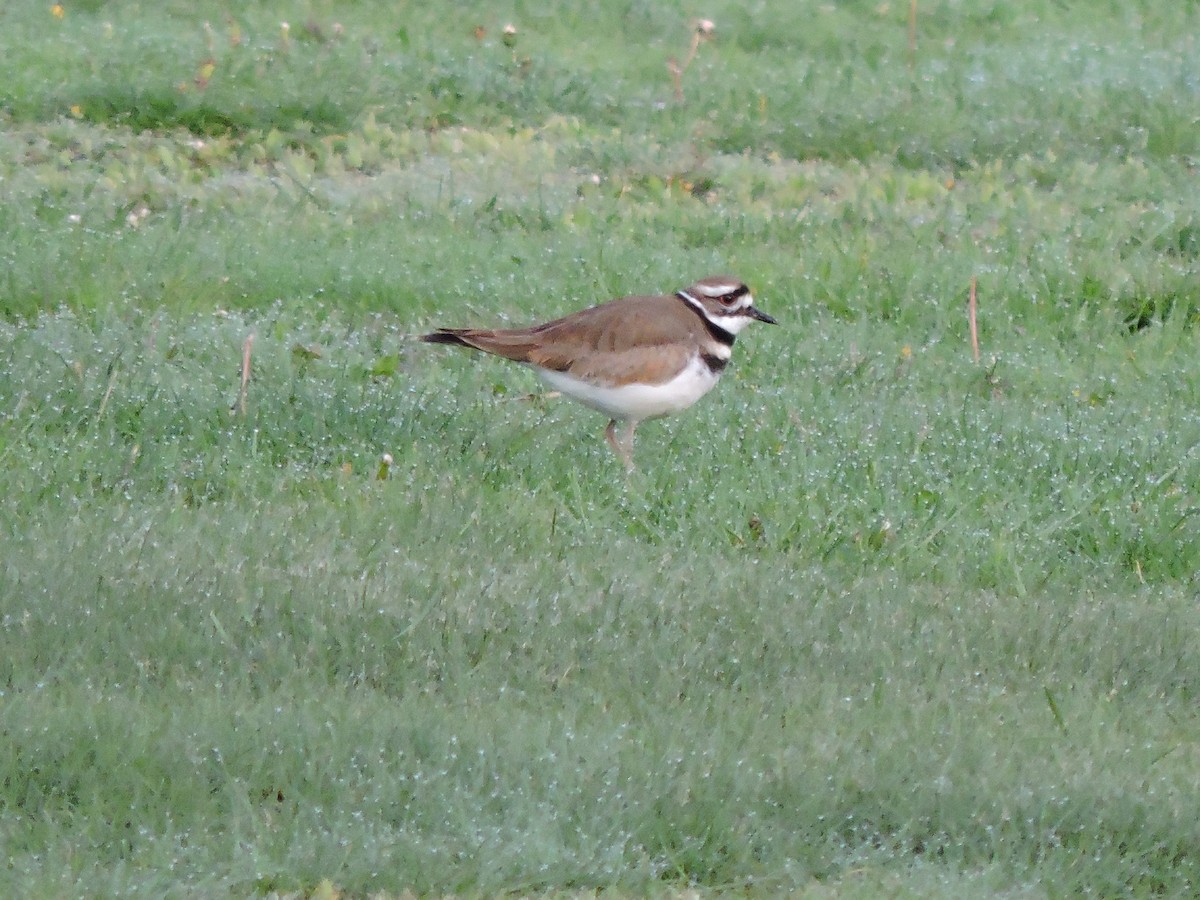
top-left (2, 1), bottom-right (1200, 896)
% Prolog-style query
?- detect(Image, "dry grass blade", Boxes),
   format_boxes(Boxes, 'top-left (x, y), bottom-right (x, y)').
top-left (968, 275), bottom-right (980, 363)
top-left (239, 332), bottom-right (255, 416)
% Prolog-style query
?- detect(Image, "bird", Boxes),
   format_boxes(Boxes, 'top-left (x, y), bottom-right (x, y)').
top-left (421, 275), bottom-right (777, 470)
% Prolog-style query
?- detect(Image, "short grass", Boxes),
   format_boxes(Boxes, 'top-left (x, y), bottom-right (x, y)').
top-left (2, 1), bottom-right (1200, 896)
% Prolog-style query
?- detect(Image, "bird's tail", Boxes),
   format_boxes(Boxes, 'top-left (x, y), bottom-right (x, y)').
top-left (420, 327), bottom-right (537, 363)
top-left (420, 329), bottom-right (475, 347)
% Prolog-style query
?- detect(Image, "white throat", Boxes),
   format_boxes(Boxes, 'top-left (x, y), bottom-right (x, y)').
top-left (676, 289), bottom-right (758, 335)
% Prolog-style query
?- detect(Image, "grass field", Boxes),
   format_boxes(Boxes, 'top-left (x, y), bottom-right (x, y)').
top-left (2, 1), bottom-right (1200, 896)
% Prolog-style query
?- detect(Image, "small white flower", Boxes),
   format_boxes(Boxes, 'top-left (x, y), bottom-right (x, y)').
top-left (126, 205), bottom-right (150, 228)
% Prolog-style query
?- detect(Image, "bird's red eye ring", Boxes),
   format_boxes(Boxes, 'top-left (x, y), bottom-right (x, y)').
top-left (719, 288), bottom-right (747, 306)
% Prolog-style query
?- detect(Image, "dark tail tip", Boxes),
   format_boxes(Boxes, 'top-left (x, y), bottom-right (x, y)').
top-left (420, 329), bottom-right (469, 346)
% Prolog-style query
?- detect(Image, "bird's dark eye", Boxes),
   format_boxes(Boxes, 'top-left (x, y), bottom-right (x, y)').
top-left (719, 288), bottom-right (747, 306)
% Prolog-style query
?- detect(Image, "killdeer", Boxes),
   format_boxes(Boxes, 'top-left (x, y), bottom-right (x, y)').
top-left (421, 276), bottom-right (776, 469)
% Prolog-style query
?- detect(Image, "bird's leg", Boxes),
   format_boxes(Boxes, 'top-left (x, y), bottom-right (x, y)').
top-left (605, 419), bottom-right (637, 472)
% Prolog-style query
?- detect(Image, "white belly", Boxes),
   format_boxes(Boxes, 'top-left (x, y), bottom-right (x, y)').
top-left (536, 354), bottom-right (720, 422)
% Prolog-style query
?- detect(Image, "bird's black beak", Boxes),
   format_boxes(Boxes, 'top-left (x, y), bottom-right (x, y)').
top-left (748, 306), bottom-right (778, 325)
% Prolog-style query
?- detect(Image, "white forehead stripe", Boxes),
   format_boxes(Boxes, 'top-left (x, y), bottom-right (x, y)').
top-left (694, 281), bottom-right (744, 297)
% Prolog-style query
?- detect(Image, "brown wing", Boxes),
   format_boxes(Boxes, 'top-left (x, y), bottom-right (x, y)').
top-left (532, 340), bottom-right (696, 386)
top-left (423, 294), bottom-right (703, 385)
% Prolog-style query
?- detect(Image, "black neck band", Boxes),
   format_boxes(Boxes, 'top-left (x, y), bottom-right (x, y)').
top-left (676, 292), bottom-right (736, 346)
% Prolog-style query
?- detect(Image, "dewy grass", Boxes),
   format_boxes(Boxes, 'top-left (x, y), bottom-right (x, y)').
top-left (2, 0), bottom-right (1200, 896)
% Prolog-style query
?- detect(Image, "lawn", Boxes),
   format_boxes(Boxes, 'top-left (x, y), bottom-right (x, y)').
top-left (2, 1), bottom-right (1199, 896)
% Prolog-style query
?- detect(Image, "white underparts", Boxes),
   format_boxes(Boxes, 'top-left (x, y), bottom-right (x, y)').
top-left (536, 353), bottom-right (721, 422)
